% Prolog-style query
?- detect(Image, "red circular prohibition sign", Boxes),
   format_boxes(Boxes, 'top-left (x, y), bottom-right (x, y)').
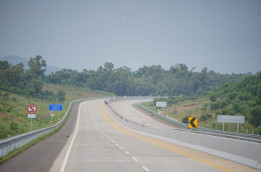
top-left (27, 104), bottom-right (37, 114)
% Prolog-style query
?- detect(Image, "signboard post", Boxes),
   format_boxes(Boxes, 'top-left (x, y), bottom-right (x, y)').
top-left (27, 104), bottom-right (37, 132)
top-left (156, 101), bottom-right (167, 114)
top-left (217, 115), bottom-right (245, 132)
top-left (156, 102), bottom-right (167, 108)
top-left (49, 104), bottom-right (63, 120)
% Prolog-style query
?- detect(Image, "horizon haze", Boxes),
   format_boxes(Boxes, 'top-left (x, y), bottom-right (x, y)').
top-left (0, 0), bottom-right (260, 74)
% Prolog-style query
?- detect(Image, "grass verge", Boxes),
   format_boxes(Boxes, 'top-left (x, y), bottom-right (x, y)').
top-left (0, 101), bottom-right (74, 164)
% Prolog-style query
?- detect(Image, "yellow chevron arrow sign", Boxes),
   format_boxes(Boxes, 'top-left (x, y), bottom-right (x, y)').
top-left (188, 117), bottom-right (198, 128)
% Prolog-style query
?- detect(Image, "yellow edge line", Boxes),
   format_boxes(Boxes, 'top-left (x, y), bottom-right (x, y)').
top-left (99, 103), bottom-right (233, 172)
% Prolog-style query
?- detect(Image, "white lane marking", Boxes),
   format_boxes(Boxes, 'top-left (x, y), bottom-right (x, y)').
top-left (142, 166), bottom-right (150, 172)
top-left (132, 157), bottom-right (138, 162)
top-left (97, 103), bottom-right (150, 172)
top-left (60, 103), bottom-right (82, 172)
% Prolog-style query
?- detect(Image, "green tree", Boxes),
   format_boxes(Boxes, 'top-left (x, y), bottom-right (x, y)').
top-left (28, 55), bottom-right (47, 79)
top-left (56, 90), bottom-right (66, 102)
top-left (250, 106), bottom-right (261, 127)
top-left (209, 94), bottom-right (216, 102)
top-left (25, 56), bottom-right (47, 97)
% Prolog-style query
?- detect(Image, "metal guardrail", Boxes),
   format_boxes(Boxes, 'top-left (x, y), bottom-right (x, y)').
top-left (0, 97), bottom-right (95, 158)
top-left (0, 96), bottom-right (159, 158)
top-left (2, 96), bottom-right (258, 159)
top-left (104, 97), bottom-right (261, 143)
top-left (106, 98), bottom-right (261, 170)
top-left (106, 101), bottom-right (143, 127)
top-left (137, 102), bottom-right (261, 143)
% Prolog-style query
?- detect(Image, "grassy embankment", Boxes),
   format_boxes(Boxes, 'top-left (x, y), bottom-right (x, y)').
top-left (0, 84), bottom-right (110, 140)
top-left (0, 84), bottom-right (111, 163)
top-left (142, 98), bottom-right (255, 134)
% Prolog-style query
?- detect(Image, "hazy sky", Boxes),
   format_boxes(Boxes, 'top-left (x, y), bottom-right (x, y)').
top-left (0, 0), bottom-right (260, 74)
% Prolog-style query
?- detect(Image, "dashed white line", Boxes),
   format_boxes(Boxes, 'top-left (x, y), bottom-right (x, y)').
top-left (132, 157), bottom-right (138, 162)
top-left (97, 103), bottom-right (150, 172)
top-left (142, 166), bottom-right (150, 172)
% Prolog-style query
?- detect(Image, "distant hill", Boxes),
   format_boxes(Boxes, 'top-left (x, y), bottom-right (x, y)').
top-left (0, 56), bottom-right (29, 68)
top-left (0, 56), bottom-right (60, 74)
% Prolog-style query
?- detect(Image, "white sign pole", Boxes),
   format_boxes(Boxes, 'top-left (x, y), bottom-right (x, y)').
top-left (27, 114), bottom-right (36, 132)
top-left (27, 104), bottom-right (37, 132)
top-left (30, 118), bottom-right (32, 132)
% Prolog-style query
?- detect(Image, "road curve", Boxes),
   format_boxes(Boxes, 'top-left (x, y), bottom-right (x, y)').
top-left (110, 99), bottom-right (175, 129)
top-left (0, 99), bottom-right (258, 172)
top-left (52, 99), bottom-right (258, 172)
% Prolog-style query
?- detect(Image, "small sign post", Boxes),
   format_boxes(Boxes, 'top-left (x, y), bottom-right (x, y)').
top-left (49, 104), bottom-right (63, 120)
top-left (156, 101), bottom-right (167, 114)
top-left (27, 104), bottom-right (37, 132)
top-left (217, 115), bottom-right (245, 132)
top-left (156, 102), bottom-right (167, 108)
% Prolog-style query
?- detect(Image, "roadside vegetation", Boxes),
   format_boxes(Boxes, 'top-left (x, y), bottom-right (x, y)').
top-left (1, 55), bottom-right (260, 139)
top-left (142, 72), bottom-right (261, 134)
top-left (0, 85), bottom-right (107, 140)
top-left (45, 62), bottom-right (247, 96)
top-left (0, 56), bottom-right (110, 140)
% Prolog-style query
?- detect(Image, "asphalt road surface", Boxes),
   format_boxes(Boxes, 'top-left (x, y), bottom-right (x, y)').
top-left (0, 99), bottom-right (258, 172)
top-left (52, 99), bottom-right (258, 172)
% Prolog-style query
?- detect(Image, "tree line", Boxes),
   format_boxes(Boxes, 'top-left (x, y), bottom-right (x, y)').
top-left (45, 62), bottom-right (246, 96)
top-left (0, 56), bottom-right (65, 102)
top-left (0, 56), bottom-right (249, 98)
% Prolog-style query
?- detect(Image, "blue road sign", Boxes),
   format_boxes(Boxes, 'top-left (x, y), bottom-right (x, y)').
top-left (49, 104), bottom-right (63, 111)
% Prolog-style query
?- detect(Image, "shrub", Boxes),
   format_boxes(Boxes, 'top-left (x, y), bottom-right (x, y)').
top-left (219, 100), bottom-right (228, 108)
top-left (250, 106), bottom-right (261, 127)
top-left (209, 94), bottom-right (216, 102)
top-left (253, 126), bottom-right (261, 135)
top-left (210, 102), bottom-right (219, 110)
top-left (182, 115), bottom-right (191, 123)
top-left (211, 122), bottom-right (216, 129)
top-left (7, 106), bottom-right (14, 112)
top-left (12, 97), bottom-right (17, 101)
top-left (10, 122), bottom-right (18, 130)
top-left (56, 90), bottom-right (66, 102)
top-left (200, 113), bottom-right (212, 121)
top-left (0, 125), bottom-right (8, 139)
top-left (227, 92), bottom-right (237, 101)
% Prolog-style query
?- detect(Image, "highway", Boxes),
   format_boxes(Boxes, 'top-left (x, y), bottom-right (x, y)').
top-left (51, 99), bottom-right (258, 172)
top-left (0, 99), bottom-right (259, 172)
